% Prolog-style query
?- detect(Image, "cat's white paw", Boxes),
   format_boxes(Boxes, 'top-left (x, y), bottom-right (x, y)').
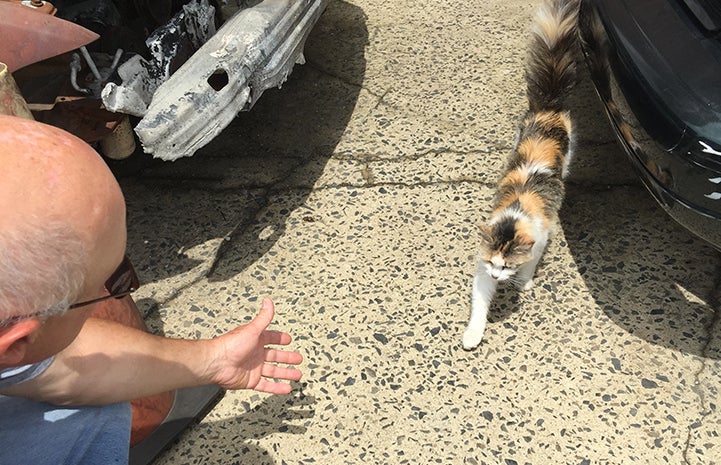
top-left (462, 327), bottom-right (485, 350)
top-left (520, 278), bottom-right (535, 291)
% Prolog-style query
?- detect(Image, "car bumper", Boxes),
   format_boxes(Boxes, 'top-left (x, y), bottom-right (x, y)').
top-left (578, 0), bottom-right (721, 249)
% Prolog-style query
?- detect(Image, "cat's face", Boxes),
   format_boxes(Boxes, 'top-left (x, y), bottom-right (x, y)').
top-left (479, 218), bottom-right (535, 281)
top-left (480, 252), bottom-right (521, 281)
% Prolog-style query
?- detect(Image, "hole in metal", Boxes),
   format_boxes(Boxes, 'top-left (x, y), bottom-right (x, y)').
top-left (207, 69), bottom-right (229, 91)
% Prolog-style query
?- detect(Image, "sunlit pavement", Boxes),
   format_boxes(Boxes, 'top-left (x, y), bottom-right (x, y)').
top-left (119, 1), bottom-right (721, 463)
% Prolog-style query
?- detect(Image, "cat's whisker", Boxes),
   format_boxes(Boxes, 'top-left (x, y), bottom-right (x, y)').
top-left (507, 275), bottom-right (524, 287)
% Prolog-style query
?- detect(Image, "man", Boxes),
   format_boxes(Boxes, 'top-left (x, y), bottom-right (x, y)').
top-left (0, 115), bottom-right (303, 464)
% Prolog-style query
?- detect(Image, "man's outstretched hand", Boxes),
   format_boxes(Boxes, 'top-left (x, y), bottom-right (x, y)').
top-left (208, 298), bottom-right (303, 394)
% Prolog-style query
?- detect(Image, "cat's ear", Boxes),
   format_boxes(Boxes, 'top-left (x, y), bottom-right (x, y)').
top-left (479, 224), bottom-right (494, 243)
top-left (513, 234), bottom-right (535, 256)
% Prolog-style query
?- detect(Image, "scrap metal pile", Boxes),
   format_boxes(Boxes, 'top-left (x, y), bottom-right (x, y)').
top-left (0, 0), bottom-right (327, 161)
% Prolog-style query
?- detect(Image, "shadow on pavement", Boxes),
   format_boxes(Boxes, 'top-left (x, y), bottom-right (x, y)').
top-left (206, 0), bottom-right (369, 284)
top-left (119, 1), bottom-right (368, 287)
top-left (117, 2), bottom-right (366, 463)
top-left (158, 385), bottom-right (316, 465)
top-left (560, 71), bottom-right (721, 359)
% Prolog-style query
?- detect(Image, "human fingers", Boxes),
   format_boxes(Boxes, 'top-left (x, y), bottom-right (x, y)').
top-left (248, 298), bottom-right (275, 332)
top-left (262, 330), bottom-right (293, 346)
top-left (264, 347), bottom-right (303, 365)
top-left (253, 379), bottom-right (294, 395)
top-left (261, 363), bottom-right (303, 382)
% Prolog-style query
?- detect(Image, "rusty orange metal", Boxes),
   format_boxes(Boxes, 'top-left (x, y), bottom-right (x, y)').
top-left (3, 0), bottom-right (58, 15)
top-left (0, 1), bottom-right (99, 72)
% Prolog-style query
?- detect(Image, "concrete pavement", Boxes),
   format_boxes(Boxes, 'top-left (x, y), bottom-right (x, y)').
top-left (118, 0), bottom-right (721, 463)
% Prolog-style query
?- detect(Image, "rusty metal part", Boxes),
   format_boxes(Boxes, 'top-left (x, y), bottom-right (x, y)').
top-left (0, 1), bottom-right (99, 72)
top-left (31, 96), bottom-right (125, 144)
top-left (11, 47), bottom-right (127, 148)
top-left (0, 0), bottom-right (58, 15)
top-left (22, 0), bottom-right (57, 15)
top-left (0, 62), bottom-right (34, 119)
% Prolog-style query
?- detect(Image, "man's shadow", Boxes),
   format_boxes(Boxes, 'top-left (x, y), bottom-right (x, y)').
top-left (118, 0), bottom-right (368, 324)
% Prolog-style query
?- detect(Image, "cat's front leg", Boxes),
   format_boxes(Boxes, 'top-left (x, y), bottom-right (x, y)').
top-left (462, 271), bottom-right (497, 350)
top-left (515, 265), bottom-right (536, 292)
top-left (515, 240), bottom-right (546, 291)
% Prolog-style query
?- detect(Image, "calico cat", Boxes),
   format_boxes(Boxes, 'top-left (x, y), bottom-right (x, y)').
top-left (462, 0), bottom-right (580, 350)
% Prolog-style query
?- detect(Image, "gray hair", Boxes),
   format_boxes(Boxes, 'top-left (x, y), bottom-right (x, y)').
top-left (0, 219), bottom-right (89, 323)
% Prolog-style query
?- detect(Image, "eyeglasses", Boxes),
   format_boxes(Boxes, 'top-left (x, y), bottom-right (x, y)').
top-left (0, 255), bottom-right (139, 328)
top-left (68, 255), bottom-right (139, 308)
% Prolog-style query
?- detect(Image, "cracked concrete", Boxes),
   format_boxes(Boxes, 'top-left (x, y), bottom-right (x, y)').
top-left (116, 0), bottom-right (721, 463)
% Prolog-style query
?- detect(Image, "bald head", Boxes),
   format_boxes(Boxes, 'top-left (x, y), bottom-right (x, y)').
top-left (0, 115), bottom-right (127, 319)
top-left (0, 115), bottom-right (124, 234)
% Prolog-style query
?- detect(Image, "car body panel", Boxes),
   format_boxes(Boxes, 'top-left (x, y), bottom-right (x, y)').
top-left (579, 0), bottom-right (721, 249)
top-left (0, 1), bottom-right (99, 72)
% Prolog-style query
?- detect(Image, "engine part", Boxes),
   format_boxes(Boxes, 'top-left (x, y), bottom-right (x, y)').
top-left (101, 0), bottom-right (216, 117)
top-left (100, 114), bottom-right (136, 160)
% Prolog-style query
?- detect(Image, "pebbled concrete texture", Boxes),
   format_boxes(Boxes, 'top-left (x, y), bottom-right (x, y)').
top-left (118, 0), bottom-right (721, 464)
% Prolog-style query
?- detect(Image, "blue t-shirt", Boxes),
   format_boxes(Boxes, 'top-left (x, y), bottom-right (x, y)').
top-left (0, 357), bottom-right (55, 389)
top-left (0, 357), bottom-right (132, 465)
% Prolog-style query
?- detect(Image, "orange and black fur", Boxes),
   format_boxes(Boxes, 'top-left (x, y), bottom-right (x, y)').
top-left (462, 0), bottom-right (579, 350)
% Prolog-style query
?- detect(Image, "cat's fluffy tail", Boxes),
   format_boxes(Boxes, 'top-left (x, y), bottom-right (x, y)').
top-left (525, 0), bottom-right (580, 113)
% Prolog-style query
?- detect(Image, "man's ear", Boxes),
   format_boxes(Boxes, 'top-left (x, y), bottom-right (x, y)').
top-left (0, 318), bottom-right (42, 367)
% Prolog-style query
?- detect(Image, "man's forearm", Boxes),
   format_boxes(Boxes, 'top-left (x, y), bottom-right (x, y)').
top-left (1, 317), bottom-right (217, 406)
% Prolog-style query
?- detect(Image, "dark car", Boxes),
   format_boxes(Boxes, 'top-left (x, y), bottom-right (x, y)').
top-left (578, 0), bottom-right (721, 250)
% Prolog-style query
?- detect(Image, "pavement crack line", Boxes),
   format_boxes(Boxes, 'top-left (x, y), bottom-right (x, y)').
top-left (333, 147), bottom-right (499, 163)
top-left (304, 59), bottom-right (404, 114)
top-left (304, 59), bottom-right (361, 88)
top-left (276, 178), bottom-right (499, 193)
top-left (147, 144), bottom-right (635, 308)
top-left (682, 251), bottom-right (721, 464)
